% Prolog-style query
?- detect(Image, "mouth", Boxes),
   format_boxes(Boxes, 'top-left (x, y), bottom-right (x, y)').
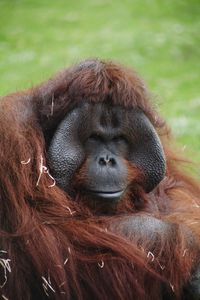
top-left (87, 189), bottom-right (124, 200)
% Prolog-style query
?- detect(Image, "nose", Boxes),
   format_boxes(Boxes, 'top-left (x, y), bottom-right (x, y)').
top-left (98, 154), bottom-right (117, 167)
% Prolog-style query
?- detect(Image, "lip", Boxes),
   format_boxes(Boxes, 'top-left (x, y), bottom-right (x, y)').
top-left (88, 190), bottom-right (124, 199)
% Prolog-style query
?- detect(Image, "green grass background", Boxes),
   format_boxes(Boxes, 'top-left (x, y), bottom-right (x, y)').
top-left (0, 0), bottom-right (200, 162)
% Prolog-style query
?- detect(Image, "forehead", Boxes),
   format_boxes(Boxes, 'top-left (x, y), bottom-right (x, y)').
top-left (79, 102), bottom-right (140, 128)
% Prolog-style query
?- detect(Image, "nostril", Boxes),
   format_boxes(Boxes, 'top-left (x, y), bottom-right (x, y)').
top-left (98, 156), bottom-right (117, 167)
top-left (109, 157), bottom-right (116, 166)
top-left (99, 157), bottom-right (107, 166)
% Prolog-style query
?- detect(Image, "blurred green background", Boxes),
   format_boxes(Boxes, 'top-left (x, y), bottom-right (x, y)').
top-left (0, 0), bottom-right (200, 161)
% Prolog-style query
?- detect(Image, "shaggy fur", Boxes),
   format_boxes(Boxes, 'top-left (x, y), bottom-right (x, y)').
top-left (0, 59), bottom-right (199, 300)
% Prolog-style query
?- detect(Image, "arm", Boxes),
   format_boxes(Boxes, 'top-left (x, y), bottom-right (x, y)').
top-left (109, 214), bottom-right (200, 299)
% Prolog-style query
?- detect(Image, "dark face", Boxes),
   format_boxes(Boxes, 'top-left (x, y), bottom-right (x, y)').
top-left (48, 103), bottom-right (166, 202)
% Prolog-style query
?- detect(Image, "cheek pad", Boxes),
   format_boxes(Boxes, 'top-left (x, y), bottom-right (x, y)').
top-left (48, 108), bottom-right (85, 190)
top-left (129, 111), bottom-right (166, 192)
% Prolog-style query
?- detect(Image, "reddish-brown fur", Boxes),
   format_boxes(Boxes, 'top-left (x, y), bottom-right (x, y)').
top-left (0, 59), bottom-right (199, 299)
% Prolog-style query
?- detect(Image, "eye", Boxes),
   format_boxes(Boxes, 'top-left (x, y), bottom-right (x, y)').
top-left (112, 136), bottom-right (128, 144)
top-left (88, 134), bottom-right (103, 142)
